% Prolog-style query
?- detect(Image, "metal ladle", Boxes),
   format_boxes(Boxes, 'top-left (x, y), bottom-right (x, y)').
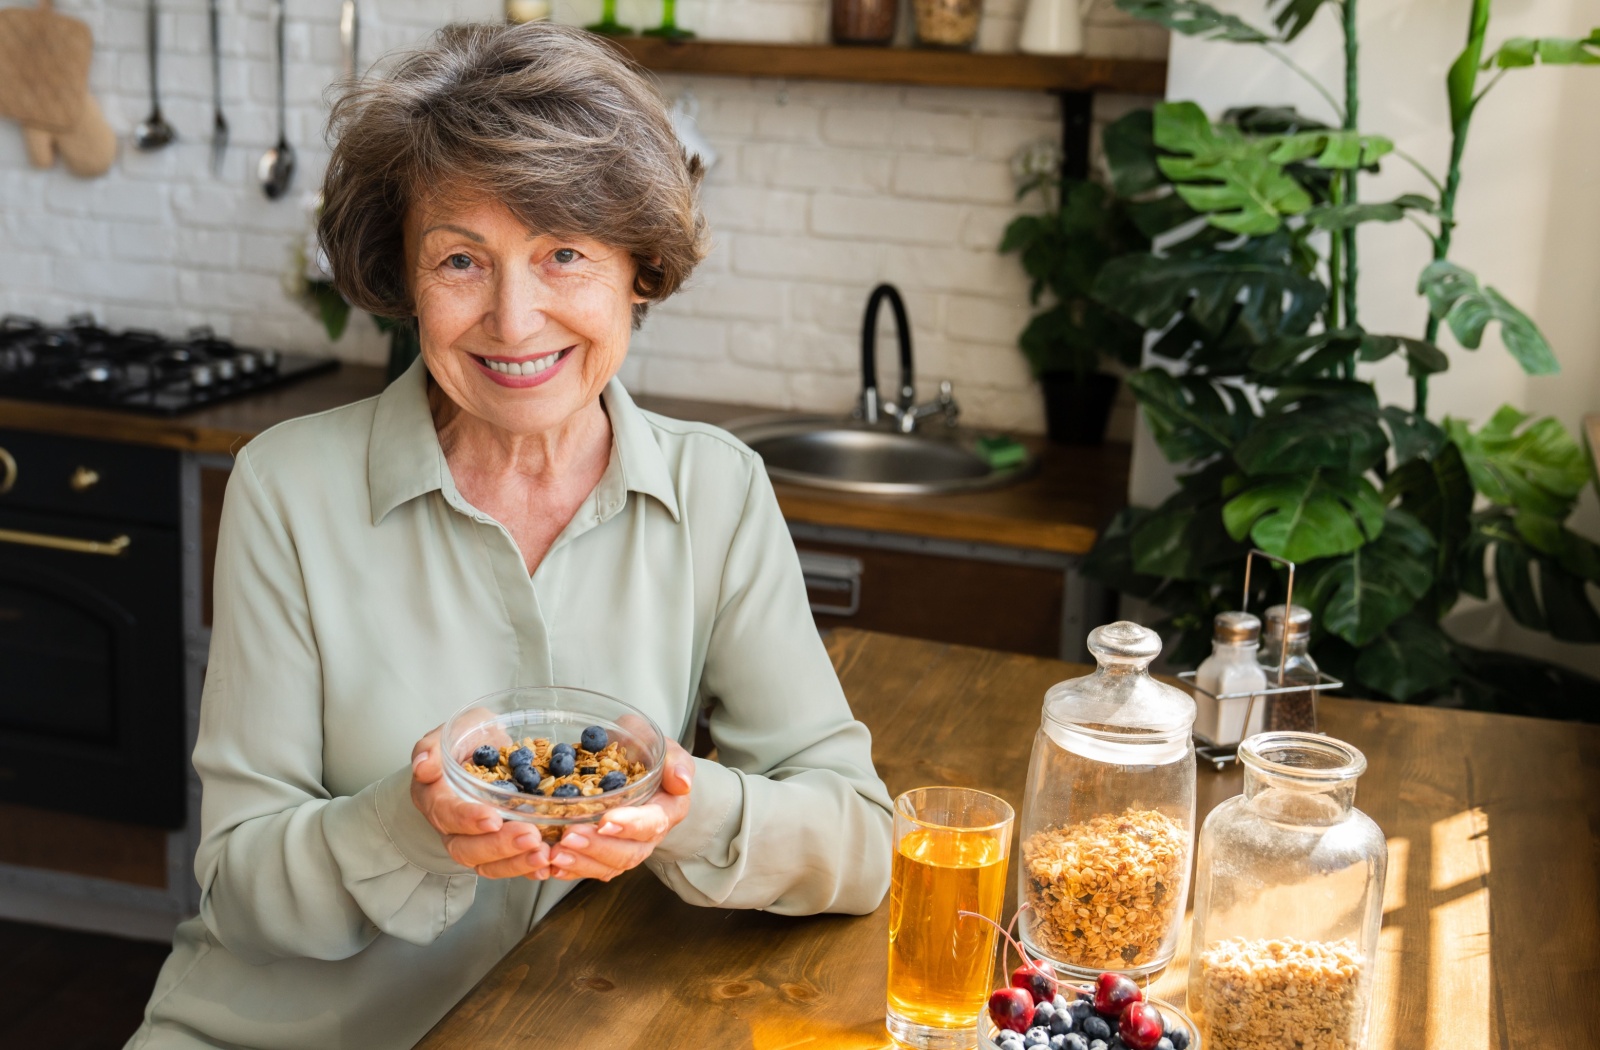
top-left (257, 0), bottom-right (295, 199)
top-left (133, 0), bottom-right (175, 150)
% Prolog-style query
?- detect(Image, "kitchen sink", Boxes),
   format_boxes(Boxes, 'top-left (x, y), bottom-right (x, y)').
top-left (728, 416), bottom-right (1036, 496)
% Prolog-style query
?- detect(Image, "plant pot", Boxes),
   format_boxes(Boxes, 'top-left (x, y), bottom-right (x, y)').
top-left (1040, 370), bottom-right (1118, 445)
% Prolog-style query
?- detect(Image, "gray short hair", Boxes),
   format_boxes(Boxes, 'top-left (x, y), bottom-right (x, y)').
top-left (318, 22), bottom-right (708, 326)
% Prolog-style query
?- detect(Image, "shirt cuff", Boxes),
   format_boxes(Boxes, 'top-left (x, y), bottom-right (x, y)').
top-left (370, 765), bottom-right (476, 876)
top-left (651, 757), bottom-right (741, 864)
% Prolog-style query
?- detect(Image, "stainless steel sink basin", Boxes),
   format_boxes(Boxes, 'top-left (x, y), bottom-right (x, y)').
top-left (728, 416), bottom-right (1035, 496)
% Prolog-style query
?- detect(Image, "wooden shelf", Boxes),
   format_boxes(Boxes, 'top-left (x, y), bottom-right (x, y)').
top-left (605, 37), bottom-right (1167, 94)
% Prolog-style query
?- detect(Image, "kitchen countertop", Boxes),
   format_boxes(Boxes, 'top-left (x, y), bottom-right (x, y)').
top-left (0, 364), bottom-right (1129, 556)
top-left (417, 627), bottom-right (1600, 1050)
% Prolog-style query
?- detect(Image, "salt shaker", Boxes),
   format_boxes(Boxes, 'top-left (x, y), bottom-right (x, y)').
top-left (1193, 611), bottom-right (1268, 747)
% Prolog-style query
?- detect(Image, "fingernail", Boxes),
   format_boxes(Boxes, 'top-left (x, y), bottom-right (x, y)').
top-left (553, 852), bottom-right (573, 866)
top-left (514, 832), bottom-right (538, 849)
top-left (413, 750), bottom-right (429, 769)
top-left (598, 822), bottom-right (621, 836)
top-left (675, 764), bottom-right (691, 782)
top-left (564, 833), bottom-right (588, 849)
top-left (479, 818), bottom-right (500, 832)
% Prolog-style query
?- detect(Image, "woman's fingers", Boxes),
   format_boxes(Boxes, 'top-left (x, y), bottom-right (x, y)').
top-left (410, 727), bottom-right (444, 784)
top-left (414, 775), bottom-right (501, 836)
top-left (445, 823), bottom-right (547, 869)
top-left (549, 838), bottom-right (632, 882)
top-left (474, 848), bottom-right (554, 880)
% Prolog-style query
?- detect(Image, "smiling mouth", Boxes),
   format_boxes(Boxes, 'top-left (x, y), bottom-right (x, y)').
top-left (476, 347), bottom-right (571, 377)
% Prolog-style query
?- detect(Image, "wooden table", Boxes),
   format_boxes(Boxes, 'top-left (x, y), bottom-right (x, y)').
top-left (417, 629), bottom-right (1600, 1049)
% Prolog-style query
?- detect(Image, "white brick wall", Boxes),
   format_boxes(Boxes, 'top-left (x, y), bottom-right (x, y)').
top-left (0, 0), bottom-right (1162, 434)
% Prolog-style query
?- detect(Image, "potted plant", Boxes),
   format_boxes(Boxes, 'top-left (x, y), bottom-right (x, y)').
top-left (1000, 140), bottom-right (1148, 445)
top-left (1080, 0), bottom-right (1600, 715)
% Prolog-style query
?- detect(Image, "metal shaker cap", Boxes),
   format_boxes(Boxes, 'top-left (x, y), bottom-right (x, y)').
top-left (1263, 604), bottom-right (1313, 640)
top-left (1213, 611), bottom-right (1261, 644)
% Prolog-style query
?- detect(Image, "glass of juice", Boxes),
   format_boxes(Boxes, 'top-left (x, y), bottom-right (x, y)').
top-left (887, 786), bottom-right (1015, 1049)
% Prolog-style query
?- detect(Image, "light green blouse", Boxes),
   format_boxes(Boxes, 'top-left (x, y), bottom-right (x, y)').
top-left (128, 359), bottom-right (894, 1050)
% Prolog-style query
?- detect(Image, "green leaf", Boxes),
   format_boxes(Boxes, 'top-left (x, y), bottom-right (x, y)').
top-left (1304, 509), bottom-right (1436, 646)
top-left (1115, 0), bottom-right (1272, 42)
top-left (1154, 103), bottom-right (1313, 235)
top-left (1266, 130), bottom-right (1394, 168)
top-left (1222, 468), bottom-right (1386, 562)
top-left (1380, 406), bottom-right (1448, 462)
top-left (1446, 7), bottom-right (1488, 131)
top-left (1359, 334), bottom-right (1449, 377)
top-left (1234, 398), bottom-right (1389, 476)
top-left (1487, 32), bottom-right (1600, 68)
top-left (1102, 110), bottom-right (1166, 198)
top-left (1307, 194), bottom-right (1435, 231)
top-left (1248, 328), bottom-right (1361, 379)
top-left (1268, 0), bottom-right (1336, 41)
top-left (1127, 369), bottom-right (1255, 462)
top-left (1467, 509), bottom-right (1600, 641)
top-left (308, 281), bottom-right (351, 342)
top-left (1445, 405), bottom-right (1591, 517)
top-left (1354, 614), bottom-right (1460, 701)
top-left (999, 214), bottom-right (1044, 255)
top-left (1417, 261), bottom-right (1560, 375)
top-left (1128, 462), bottom-right (1247, 580)
top-left (1094, 234), bottom-right (1327, 343)
top-left (1384, 445), bottom-right (1473, 616)
top-left (1495, 539), bottom-right (1546, 630)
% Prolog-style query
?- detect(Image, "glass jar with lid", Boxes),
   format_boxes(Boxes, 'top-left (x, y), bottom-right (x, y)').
top-left (913, 0), bottom-right (982, 49)
top-left (1194, 611), bottom-right (1268, 747)
top-left (1017, 621), bottom-right (1196, 978)
top-left (1187, 732), bottom-right (1388, 1050)
top-left (1260, 604), bottom-right (1319, 732)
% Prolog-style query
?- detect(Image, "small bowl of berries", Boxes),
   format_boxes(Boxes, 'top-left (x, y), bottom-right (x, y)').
top-left (981, 969), bottom-right (1198, 1050)
top-left (441, 686), bottom-right (667, 843)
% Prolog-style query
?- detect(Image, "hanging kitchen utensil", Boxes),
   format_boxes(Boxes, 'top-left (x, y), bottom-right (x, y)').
top-left (257, 0), bottom-right (294, 199)
top-left (133, 0), bottom-right (175, 150)
top-left (208, 0), bottom-right (227, 175)
top-left (339, 0), bottom-right (358, 78)
top-left (0, 0), bottom-right (93, 134)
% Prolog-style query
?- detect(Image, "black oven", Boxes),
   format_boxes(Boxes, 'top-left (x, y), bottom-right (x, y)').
top-left (0, 428), bottom-right (185, 828)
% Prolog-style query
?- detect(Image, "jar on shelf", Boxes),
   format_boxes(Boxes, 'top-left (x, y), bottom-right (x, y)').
top-left (1017, 621), bottom-right (1196, 978)
top-left (831, 0), bottom-right (896, 44)
top-left (1259, 604), bottom-right (1319, 732)
top-left (913, 0), bottom-right (982, 49)
top-left (1187, 732), bottom-right (1388, 1050)
top-left (1194, 611), bottom-right (1268, 747)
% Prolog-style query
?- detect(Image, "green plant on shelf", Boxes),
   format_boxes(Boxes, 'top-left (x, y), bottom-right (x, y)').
top-left (586, 0), bottom-right (631, 36)
top-left (642, 0), bottom-right (694, 40)
top-left (1080, 0), bottom-right (1600, 716)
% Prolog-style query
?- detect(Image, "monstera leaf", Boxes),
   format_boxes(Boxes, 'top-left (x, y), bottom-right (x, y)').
top-left (1462, 509), bottom-right (1600, 642)
top-left (1233, 381), bottom-right (1389, 476)
top-left (1247, 328), bottom-right (1362, 380)
top-left (1486, 30), bottom-right (1600, 68)
top-left (1352, 613), bottom-right (1460, 701)
top-left (1302, 509), bottom-right (1436, 646)
top-left (1154, 103), bottom-right (1313, 235)
top-left (1307, 194), bottom-right (1435, 230)
top-left (1266, 130), bottom-right (1394, 168)
top-left (1359, 333), bottom-right (1449, 377)
top-left (1222, 468), bottom-right (1385, 562)
top-left (1094, 233), bottom-right (1325, 343)
top-left (1445, 405), bottom-right (1590, 518)
top-left (1268, 0), bottom-right (1339, 41)
top-left (1126, 461), bottom-right (1248, 581)
top-left (1102, 110), bottom-right (1165, 198)
top-left (1115, 0), bottom-right (1272, 42)
top-left (1418, 261), bottom-right (1559, 375)
top-left (1126, 369), bottom-right (1256, 462)
top-left (1385, 444), bottom-right (1473, 616)
top-left (1380, 406), bottom-right (1448, 462)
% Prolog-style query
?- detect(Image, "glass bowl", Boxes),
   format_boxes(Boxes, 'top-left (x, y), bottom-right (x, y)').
top-left (441, 686), bottom-right (667, 842)
top-left (979, 991), bottom-right (1200, 1050)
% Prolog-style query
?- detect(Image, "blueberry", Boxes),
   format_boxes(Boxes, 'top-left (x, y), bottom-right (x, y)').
top-left (1167, 1031), bottom-right (1189, 1050)
top-left (1071, 1001), bottom-right (1094, 1023)
top-left (1049, 1037), bottom-right (1068, 1050)
top-left (1053, 995), bottom-right (1071, 1014)
top-left (598, 770), bottom-right (628, 792)
top-left (580, 726), bottom-right (608, 752)
top-left (470, 745), bottom-right (500, 768)
top-left (1062, 1036), bottom-right (1088, 1050)
top-left (1082, 1017), bottom-right (1111, 1042)
top-left (999, 1034), bottom-right (1025, 1050)
top-left (547, 751), bottom-right (576, 777)
top-left (1049, 1010), bottom-right (1073, 1036)
top-left (1156, 1040), bottom-right (1174, 1050)
top-left (512, 764), bottom-right (541, 790)
top-left (507, 747), bottom-right (534, 768)
top-left (552, 742), bottom-right (575, 759)
top-left (496, 778), bottom-right (524, 792)
top-left (1088, 1042), bottom-right (1107, 1050)
top-left (1025, 1028), bottom-right (1050, 1047)
top-left (552, 783), bottom-right (581, 798)
top-left (1033, 1002), bottom-right (1056, 1024)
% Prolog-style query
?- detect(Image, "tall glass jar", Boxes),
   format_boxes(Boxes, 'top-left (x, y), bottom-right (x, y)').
top-left (1260, 604), bottom-right (1319, 732)
top-left (1017, 621), bottom-right (1196, 979)
top-left (831, 0), bottom-right (896, 44)
top-left (913, 0), bottom-right (982, 49)
top-left (1187, 732), bottom-right (1388, 1050)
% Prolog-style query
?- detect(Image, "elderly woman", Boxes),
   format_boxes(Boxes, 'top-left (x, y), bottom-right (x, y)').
top-left (127, 22), bottom-right (893, 1050)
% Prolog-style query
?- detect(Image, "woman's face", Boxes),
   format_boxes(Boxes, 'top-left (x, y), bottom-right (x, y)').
top-left (404, 194), bottom-right (643, 437)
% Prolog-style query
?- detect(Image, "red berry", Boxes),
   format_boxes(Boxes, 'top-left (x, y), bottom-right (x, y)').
top-left (1010, 962), bottom-right (1057, 1006)
top-left (987, 986), bottom-right (1035, 1034)
top-left (1119, 1001), bottom-right (1165, 1050)
top-left (1093, 971), bottom-right (1142, 1016)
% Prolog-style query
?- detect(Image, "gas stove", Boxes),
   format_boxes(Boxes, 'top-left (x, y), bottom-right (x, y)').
top-left (0, 315), bottom-right (339, 415)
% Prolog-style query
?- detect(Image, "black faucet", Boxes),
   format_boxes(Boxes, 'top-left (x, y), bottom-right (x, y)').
top-left (857, 283), bottom-right (958, 433)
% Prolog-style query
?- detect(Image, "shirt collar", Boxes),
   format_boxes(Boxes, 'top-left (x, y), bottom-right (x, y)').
top-left (367, 356), bottom-right (681, 525)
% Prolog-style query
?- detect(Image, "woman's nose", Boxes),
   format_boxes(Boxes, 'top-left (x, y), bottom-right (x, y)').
top-left (486, 267), bottom-right (549, 346)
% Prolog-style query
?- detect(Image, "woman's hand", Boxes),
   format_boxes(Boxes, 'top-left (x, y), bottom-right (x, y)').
top-left (548, 740), bottom-right (694, 882)
top-left (410, 727), bottom-right (552, 880)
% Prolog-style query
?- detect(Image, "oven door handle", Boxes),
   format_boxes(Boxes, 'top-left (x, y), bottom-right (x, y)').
top-left (0, 527), bottom-right (132, 557)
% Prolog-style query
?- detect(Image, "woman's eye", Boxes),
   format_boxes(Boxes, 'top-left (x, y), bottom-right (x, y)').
top-left (553, 248), bottom-right (579, 264)
top-left (446, 253), bottom-right (473, 270)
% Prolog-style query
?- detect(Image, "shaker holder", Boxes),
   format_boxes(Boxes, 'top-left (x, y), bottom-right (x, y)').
top-left (1184, 549), bottom-right (1344, 770)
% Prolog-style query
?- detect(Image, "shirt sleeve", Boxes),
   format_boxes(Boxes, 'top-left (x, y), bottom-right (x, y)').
top-left (645, 457), bottom-right (894, 916)
top-left (192, 446), bottom-right (477, 965)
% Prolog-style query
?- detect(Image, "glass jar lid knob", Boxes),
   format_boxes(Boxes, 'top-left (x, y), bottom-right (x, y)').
top-left (1087, 620), bottom-right (1162, 668)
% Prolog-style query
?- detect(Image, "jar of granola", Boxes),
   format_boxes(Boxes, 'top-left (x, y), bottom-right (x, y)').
top-left (913, 0), bottom-right (982, 49)
top-left (1187, 732), bottom-right (1388, 1050)
top-left (1017, 621), bottom-right (1196, 979)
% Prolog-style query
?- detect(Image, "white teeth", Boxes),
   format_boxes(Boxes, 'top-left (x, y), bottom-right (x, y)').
top-left (483, 350), bottom-right (562, 377)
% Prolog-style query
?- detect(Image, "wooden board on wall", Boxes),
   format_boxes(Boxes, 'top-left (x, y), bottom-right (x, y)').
top-left (0, 801), bottom-right (167, 888)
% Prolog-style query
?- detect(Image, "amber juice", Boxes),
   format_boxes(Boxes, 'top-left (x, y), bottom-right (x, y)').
top-left (887, 827), bottom-right (1009, 1029)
